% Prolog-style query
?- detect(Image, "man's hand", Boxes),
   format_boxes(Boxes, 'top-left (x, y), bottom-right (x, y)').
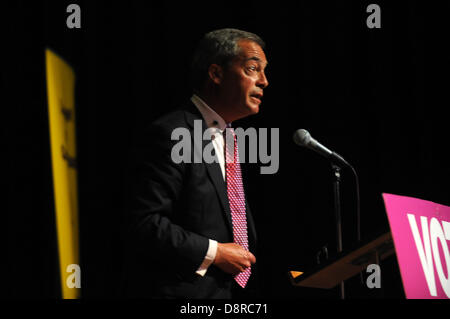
top-left (213, 243), bottom-right (256, 275)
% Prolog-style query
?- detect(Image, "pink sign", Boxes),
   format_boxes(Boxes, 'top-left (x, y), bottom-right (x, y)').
top-left (382, 193), bottom-right (450, 299)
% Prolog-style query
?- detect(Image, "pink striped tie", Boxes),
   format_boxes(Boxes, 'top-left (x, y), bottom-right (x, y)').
top-left (224, 125), bottom-right (251, 288)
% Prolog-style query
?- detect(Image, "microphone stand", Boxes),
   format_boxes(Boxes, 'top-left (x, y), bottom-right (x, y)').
top-left (331, 164), bottom-right (345, 300)
top-left (293, 129), bottom-right (361, 299)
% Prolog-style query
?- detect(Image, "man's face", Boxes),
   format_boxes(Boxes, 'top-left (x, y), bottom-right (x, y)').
top-left (219, 40), bottom-right (269, 120)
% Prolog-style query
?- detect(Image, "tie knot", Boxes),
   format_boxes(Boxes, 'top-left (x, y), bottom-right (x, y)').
top-left (224, 124), bottom-right (235, 138)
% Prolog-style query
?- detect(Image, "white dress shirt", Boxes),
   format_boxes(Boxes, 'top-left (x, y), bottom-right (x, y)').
top-left (191, 94), bottom-right (228, 276)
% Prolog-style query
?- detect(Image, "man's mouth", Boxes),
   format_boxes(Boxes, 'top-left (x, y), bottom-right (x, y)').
top-left (250, 92), bottom-right (263, 103)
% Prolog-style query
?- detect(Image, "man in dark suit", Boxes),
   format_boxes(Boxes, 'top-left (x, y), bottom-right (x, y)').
top-left (123, 28), bottom-right (269, 298)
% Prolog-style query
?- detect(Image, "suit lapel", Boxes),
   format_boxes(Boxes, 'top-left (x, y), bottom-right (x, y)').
top-left (183, 102), bottom-right (234, 235)
top-left (204, 152), bottom-right (234, 235)
top-left (183, 101), bottom-right (257, 245)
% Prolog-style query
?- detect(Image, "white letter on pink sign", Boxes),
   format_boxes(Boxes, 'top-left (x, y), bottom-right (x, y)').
top-left (407, 214), bottom-right (436, 296)
top-left (430, 218), bottom-right (450, 297)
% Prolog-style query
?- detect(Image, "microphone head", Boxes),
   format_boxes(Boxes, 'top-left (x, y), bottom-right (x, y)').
top-left (293, 129), bottom-right (311, 147)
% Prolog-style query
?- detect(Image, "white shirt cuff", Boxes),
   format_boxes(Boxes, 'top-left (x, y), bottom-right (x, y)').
top-left (196, 239), bottom-right (218, 276)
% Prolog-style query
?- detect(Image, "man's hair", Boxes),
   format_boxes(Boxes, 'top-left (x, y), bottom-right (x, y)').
top-left (190, 28), bottom-right (265, 92)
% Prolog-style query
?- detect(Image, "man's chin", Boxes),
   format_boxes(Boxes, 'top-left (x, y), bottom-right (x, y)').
top-left (246, 102), bottom-right (260, 115)
top-left (233, 103), bottom-right (260, 121)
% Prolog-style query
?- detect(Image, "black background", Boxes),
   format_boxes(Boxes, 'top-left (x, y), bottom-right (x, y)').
top-left (4, 0), bottom-right (449, 299)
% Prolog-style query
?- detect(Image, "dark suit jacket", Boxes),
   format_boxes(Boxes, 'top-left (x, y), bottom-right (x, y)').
top-left (122, 101), bottom-right (257, 298)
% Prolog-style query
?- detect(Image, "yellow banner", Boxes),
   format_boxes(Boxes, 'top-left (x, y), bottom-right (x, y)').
top-left (45, 49), bottom-right (80, 299)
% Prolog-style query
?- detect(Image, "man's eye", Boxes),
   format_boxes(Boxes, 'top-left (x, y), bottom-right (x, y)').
top-left (247, 66), bottom-right (257, 71)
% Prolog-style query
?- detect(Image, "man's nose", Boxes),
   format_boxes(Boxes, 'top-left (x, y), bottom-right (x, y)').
top-left (257, 71), bottom-right (269, 89)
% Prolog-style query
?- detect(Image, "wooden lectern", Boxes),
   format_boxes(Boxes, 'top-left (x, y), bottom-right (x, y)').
top-left (289, 232), bottom-right (395, 290)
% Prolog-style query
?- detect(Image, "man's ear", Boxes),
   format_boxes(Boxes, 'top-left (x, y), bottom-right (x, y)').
top-left (208, 64), bottom-right (223, 85)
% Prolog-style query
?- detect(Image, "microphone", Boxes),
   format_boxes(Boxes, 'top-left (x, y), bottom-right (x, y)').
top-left (293, 129), bottom-right (350, 167)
